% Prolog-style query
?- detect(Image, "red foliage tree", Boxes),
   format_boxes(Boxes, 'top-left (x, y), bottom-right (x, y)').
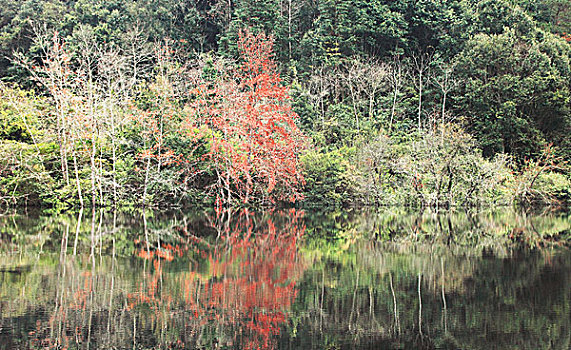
top-left (187, 29), bottom-right (306, 206)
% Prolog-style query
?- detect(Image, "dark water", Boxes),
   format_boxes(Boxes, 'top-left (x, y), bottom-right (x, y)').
top-left (0, 208), bottom-right (569, 349)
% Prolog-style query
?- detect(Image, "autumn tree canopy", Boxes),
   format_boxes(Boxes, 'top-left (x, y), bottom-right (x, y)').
top-left (187, 29), bottom-right (306, 206)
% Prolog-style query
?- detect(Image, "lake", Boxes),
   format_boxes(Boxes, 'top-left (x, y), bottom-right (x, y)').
top-left (0, 208), bottom-right (569, 349)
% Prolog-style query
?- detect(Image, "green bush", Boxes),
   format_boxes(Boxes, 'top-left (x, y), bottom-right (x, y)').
top-left (0, 141), bottom-right (56, 208)
top-left (352, 124), bottom-right (514, 207)
top-left (301, 147), bottom-right (359, 207)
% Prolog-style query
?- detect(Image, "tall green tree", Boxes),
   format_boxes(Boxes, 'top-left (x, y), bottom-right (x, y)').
top-left (454, 28), bottom-right (571, 158)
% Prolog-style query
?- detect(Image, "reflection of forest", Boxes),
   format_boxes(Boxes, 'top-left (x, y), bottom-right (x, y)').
top-left (294, 208), bottom-right (570, 349)
top-left (291, 246), bottom-right (570, 349)
top-left (0, 209), bottom-right (307, 349)
top-left (0, 208), bottom-right (569, 349)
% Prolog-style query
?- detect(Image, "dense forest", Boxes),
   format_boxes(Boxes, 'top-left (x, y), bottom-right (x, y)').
top-left (0, 0), bottom-right (570, 209)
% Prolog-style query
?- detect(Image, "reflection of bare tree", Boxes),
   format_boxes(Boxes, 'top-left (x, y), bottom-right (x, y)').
top-left (389, 272), bottom-right (400, 335)
top-left (417, 273), bottom-right (422, 337)
top-left (441, 257), bottom-right (448, 335)
top-left (290, 208), bottom-right (570, 348)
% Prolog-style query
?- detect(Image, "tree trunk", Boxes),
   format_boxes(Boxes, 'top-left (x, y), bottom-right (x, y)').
top-left (72, 149), bottom-right (84, 208)
top-left (418, 70), bottom-right (423, 132)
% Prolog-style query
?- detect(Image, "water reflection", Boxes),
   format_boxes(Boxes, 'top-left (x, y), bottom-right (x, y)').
top-left (0, 208), bottom-right (569, 349)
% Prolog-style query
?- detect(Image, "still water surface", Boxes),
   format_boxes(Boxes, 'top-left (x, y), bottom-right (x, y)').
top-left (0, 208), bottom-right (569, 349)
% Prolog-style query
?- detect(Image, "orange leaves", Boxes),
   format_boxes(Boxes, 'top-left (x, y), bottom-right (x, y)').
top-left (180, 211), bottom-right (305, 349)
top-left (136, 249), bottom-right (154, 260)
top-left (186, 28), bottom-right (306, 205)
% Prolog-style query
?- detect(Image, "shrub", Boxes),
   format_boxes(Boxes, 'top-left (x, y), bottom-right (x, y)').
top-left (301, 147), bottom-right (359, 207)
top-left (354, 124), bottom-right (514, 207)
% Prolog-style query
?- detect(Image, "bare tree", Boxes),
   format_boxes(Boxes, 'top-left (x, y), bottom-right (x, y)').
top-left (209, 0), bottom-right (234, 32)
top-left (432, 61), bottom-right (459, 131)
top-left (75, 26), bottom-right (101, 208)
top-left (361, 59), bottom-right (389, 122)
top-left (411, 51), bottom-right (433, 132)
top-left (16, 25), bottom-right (143, 207)
top-left (343, 60), bottom-right (365, 132)
top-left (121, 23), bottom-right (153, 88)
top-left (344, 57), bottom-right (389, 126)
top-left (98, 47), bottom-right (133, 205)
top-left (388, 55), bottom-right (406, 132)
top-left (279, 0), bottom-right (306, 61)
top-left (15, 27), bottom-right (86, 205)
top-left (306, 66), bottom-right (332, 129)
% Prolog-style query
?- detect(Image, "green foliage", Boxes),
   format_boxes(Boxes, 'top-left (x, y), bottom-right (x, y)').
top-left (301, 147), bottom-right (358, 207)
top-left (299, 0), bottom-right (407, 65)
top-left (0, 86), bottom-right (43, 142)
top-left (533, 171), bottom-right (571, 201)
top-left (353, 124), bottom-right (514, 207)
top-left (454, 27), bottom-right (571, 158)
top-left (219, 0), bottom-right (285, 57)
top-left (516, 0), bottom-right (571, 36)
top-left (511, 144), bottom-right (571, 205)
top-left (0, 141), bottom-right (57, 208)
top-left (0, 0), bottom-right (570, 209)
top-left (0, 107), bottom-right (31, 143)
top-left (0, 85), bottom-right (58, 208)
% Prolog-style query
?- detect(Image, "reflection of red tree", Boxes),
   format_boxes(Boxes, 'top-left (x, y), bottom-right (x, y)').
top-left (129, 209), bottom-right (306, 349)
top-left (12, 210), bottom-right (306, 349)
top-left (29, 266), bottom-right (94, 349)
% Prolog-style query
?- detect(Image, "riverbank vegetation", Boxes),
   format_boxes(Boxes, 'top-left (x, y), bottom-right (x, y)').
top-left (0, 0), bottom-right (570, 210)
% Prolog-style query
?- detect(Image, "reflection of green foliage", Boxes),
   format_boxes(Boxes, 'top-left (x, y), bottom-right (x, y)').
top-left (294, 208), bottom-right (571, 349)
top-left (0, 208), bottom-right (569, 349)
